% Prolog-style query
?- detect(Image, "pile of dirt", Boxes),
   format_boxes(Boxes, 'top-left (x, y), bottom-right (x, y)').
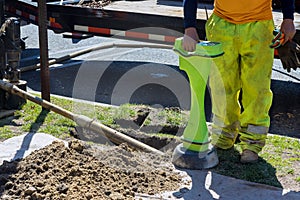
top-left (80, 0), bottom-right (111, 8)
top-left (0, 140), bottom-right (186, 199)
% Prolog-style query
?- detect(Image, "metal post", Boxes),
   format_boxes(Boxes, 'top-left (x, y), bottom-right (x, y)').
top-left (0, 0), bottom-right (3, 25)
top-left (38, 0), bottom-right (50, 102)
top-left (0, 0), bottom-right (4, 78)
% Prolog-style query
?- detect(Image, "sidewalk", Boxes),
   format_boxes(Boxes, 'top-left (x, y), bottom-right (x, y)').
top-left (1, 132), bottom-right (299, 200)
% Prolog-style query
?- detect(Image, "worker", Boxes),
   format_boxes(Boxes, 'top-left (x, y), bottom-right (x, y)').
top-left (182, 0), bottom-right (296, 163)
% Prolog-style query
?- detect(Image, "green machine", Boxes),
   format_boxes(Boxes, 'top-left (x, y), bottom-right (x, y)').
top-left (172, 38), bottom-right (224, 169)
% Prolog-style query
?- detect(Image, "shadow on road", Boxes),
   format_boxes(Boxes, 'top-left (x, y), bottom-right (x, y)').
top-left (20, 59), bottom-right (300, 139)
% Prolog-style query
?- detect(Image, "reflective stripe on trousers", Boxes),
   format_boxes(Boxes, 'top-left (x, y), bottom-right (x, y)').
top-left (205, 14), bottom-right (274, 153)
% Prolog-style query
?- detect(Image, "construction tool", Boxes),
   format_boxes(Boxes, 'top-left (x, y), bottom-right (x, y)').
top-left (1, 1), bottom-right (27, 110)
top-left (172, 38), bottom-right (223, 169)
top-left (0, 79), bottom-right (165, 156)
top-left (20, 42), bottom-right (173, 72)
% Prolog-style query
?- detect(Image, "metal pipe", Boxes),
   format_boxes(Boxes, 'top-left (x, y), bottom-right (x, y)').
top-left (20, 42), bottom-right (173, 72)
top-left (38, 0), bottom-right (50, 101)
top-left (20, 41), bottom-right (300, 82)
top-left (0, 79), bottom-right (164, 155)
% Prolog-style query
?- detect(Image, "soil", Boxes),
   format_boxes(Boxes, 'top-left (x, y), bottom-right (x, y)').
top-left (0, 140), bottom-right (189, 200)
top-left (80, 0), bottom-right (112, 8)
top-left (269, 107), bottom-right (300, 139)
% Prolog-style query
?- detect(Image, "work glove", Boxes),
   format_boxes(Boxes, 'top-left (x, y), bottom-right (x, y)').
top-left (276, 40), bottom-right (300, 72)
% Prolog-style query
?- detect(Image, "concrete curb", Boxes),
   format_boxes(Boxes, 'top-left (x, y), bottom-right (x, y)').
top-left (0, 132), bottom-right (67, 165)
top-left (154, 170), bottom-right (300, 200)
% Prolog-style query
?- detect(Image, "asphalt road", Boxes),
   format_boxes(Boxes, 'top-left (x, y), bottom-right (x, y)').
top-left (19, 23), bottom-right (300, 137)
top-left (20, 24), bottom-right (190, 108)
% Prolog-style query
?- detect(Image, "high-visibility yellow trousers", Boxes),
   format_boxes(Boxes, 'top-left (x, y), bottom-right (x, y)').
top-left (205, 14), bottom-right (274, 153)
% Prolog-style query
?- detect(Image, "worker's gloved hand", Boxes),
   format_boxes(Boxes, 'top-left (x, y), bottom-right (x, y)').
top-left (276, 40), bottom-right (300, 72)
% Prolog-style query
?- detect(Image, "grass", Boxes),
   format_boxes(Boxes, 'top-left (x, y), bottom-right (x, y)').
top-left (0, 94), bottom-right (117, 140)
top-left (113, 103), bottom-right (138, 120)
top-left (0, 94), bottom-right (299, 190)
top-left (156, 108), bottom-right (189, 127)
top-left (211, 135), bottom-right (300, 189)
top-left (14, 102), bottom-right (76, 139)
top-left (0, 126), bottom-right (14, 140)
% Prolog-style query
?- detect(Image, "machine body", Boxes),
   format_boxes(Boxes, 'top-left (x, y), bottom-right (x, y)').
top-left (172, 38), bottom-right (224, 169)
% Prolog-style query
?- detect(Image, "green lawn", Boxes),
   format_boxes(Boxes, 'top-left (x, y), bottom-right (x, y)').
top-left (0, 94), bottom-right (299, 190)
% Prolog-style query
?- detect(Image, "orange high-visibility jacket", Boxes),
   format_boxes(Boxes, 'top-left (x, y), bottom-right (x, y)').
top-left (213, 0), bottom-right (273, 24)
